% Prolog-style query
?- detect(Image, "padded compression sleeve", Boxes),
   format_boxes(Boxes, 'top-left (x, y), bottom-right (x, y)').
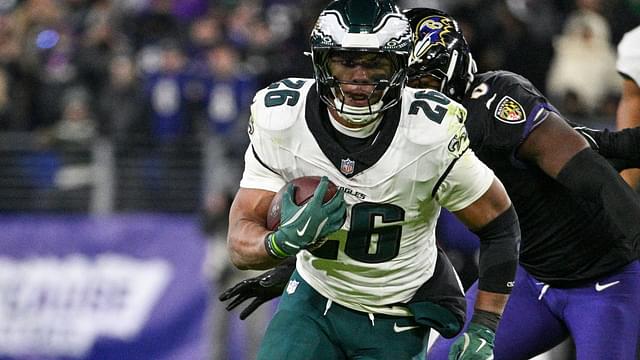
top-left (556, 148), bottom-right (640, 243)
top-left (473, 205), bottom-right (520, 294)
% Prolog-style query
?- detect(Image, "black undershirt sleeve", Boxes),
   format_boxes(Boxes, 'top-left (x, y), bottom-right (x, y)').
top-left (556, 148), bottom-right (640, 244)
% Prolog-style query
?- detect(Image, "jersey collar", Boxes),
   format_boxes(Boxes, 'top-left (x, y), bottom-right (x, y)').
top-left (306, 86), bottom-right (401, 178)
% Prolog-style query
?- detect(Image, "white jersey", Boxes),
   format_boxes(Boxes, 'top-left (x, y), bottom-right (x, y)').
top-left (617, 25), bottom-right (640, 85)
top-left (241, 78), bottom-right (494, 315)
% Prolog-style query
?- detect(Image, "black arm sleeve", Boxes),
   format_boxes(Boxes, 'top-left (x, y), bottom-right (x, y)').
top-left (574, 127), bottom-right (640, 170)
top-left (556, 148), bottom-right (640, 243)
top-left (472, 205), bottom-right (520, 294)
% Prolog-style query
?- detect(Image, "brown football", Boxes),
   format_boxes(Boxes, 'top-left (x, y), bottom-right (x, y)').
top-left (266, 176), bottom-right (339, 230)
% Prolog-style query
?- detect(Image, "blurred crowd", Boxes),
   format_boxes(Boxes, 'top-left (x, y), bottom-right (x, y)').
top-left (0, 0), bottom-right (637, 134)
top-left (0, 0), bottom-right (637, 215)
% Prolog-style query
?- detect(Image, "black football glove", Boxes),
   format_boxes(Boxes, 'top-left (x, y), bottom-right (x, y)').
top-left (218, 257), bottom-right (296, 320)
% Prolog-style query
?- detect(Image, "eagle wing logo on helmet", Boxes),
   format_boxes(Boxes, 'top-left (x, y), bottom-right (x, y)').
top-left (311, 10), bottom-right (411, 51)
top-left (310, 11), bottom-right (346, 47)
top-left (409, 15), bottom-right (455, 65)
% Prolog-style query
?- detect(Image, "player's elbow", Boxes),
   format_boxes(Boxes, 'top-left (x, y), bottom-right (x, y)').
top-left (226, 233), bottom-right (250, 270)
top-left (229, 256), bottom-right (250, 271)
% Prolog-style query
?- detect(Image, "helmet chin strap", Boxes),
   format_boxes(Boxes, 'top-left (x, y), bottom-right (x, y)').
top-left (332, 96), bottom-right (384, 126)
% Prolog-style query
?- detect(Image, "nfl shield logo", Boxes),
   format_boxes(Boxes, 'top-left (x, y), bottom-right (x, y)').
top-left (340, 158), bottom-right (355, 175)
top-left (286, 279), bottom-right (299, 295)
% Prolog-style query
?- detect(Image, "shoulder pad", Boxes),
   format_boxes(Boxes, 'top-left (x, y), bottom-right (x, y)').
top-left (469, 71), bottom-right (536, 98)
top-left (467, 71), bottom-right (546, 125)
top-left (401, 88), bottom-right (468, 151)
top-left (250, 78), bottom-right (315, 132)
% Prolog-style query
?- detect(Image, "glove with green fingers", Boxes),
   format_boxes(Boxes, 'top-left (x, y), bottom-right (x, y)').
top-left (448, 322), bottom-right (496, 360)
top-left (265, 176), bottom-right (346, 258)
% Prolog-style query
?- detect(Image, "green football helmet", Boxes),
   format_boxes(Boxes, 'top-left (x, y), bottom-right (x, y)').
top-left (310, 0), bottom-right (412, 126)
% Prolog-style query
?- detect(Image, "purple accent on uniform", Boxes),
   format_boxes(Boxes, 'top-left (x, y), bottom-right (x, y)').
top-left (510, 102), bottom-right (553, 169)
top-left (418, 16), bottom-right (448, 41)
top-left (428, 261), bottom-right (640, 360)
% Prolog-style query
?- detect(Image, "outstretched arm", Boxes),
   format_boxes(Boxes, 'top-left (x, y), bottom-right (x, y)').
top-left (518, 112), bottom-right (640, 244)
top-left (449, 178), bottom-right (520, 359)
top-left (453, 178), bottom-right (517, 316)
top-left (219, 257), bottom-right (295, 319)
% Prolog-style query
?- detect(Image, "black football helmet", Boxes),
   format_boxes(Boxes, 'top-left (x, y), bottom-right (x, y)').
top-left (403, 8), bottom-right (476, 102)
top-left (310, 0), bottom-right (412, 126)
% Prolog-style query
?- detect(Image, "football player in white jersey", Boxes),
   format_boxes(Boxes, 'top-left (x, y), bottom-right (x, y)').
top-left (226, 1), bottom-right (520, 359)
top-left (616, 25), bottom-right (640, 190)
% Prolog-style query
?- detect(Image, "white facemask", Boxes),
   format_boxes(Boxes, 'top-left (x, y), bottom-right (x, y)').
top-left (332, 96), bottom-right (384, 126)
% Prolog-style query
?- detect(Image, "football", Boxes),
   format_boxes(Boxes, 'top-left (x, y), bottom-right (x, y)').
top-left (266, 176), bottom-right (339, 230)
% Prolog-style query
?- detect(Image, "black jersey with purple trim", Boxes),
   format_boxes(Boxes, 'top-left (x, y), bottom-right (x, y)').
top-left (462, 70), bottom-right (635, 287)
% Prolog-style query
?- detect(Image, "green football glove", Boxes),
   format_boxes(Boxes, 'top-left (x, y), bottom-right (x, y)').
top-left (448, 322), bottom-right (496, 360)
top-left (265, 176), bottom-right (346, 258)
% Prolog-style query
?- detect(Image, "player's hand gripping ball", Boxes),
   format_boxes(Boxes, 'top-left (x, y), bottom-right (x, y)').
top-left (264, 176), bottom-right (346, 258)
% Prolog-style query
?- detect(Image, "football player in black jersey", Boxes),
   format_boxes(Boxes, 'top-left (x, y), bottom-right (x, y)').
top-left (405, 8), bottom-right (640, 360)
top-left (220, 8), bottom-right (640, 360)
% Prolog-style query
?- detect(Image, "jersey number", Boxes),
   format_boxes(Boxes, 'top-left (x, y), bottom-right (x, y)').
top-left (409, 90), bottom-right (451, 124)
top-left (311, 203), bottom-right (405, 263)
top-left (264, 79), bottom-right (306, 107)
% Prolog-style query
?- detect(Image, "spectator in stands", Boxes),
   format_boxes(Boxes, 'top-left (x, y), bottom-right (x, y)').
top-left (143, 40), bottom-right (191, 144)
top-left (186, 13), bottom-right (223, 61)
top-left (546, 6), bottom-right (621, 117)
top-left (48, 86), bottom-right (97, 212)
top-left (97, 54), bottom-right (143, 143)
top-left (75, 0), bottom-right (120, 100)
top-left (198, 40), bottom-right (262, 360)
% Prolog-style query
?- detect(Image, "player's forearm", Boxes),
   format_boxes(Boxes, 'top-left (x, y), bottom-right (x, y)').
top-left (453, 179), bottom-right (519, 294)
top-left (474, 204), bottom-right (520, 294)
top-left (228, 217), bottom-right (282, 270)
top-left (556, 148), bottom-right (640, 243)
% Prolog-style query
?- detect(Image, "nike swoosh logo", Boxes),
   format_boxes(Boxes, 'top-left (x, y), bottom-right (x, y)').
top-left (393, 323), bottom-right (420, 333)
top-left (313, 218), bottom-right (328, 239)
top-left (281, 203), bottom-right (309, 227)
top-left (296, 217), bottom-right (312, 236)
top-left (475, 338), bottom-right (487, 352)
top-left (595, 280), bottom-right (620, 292)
